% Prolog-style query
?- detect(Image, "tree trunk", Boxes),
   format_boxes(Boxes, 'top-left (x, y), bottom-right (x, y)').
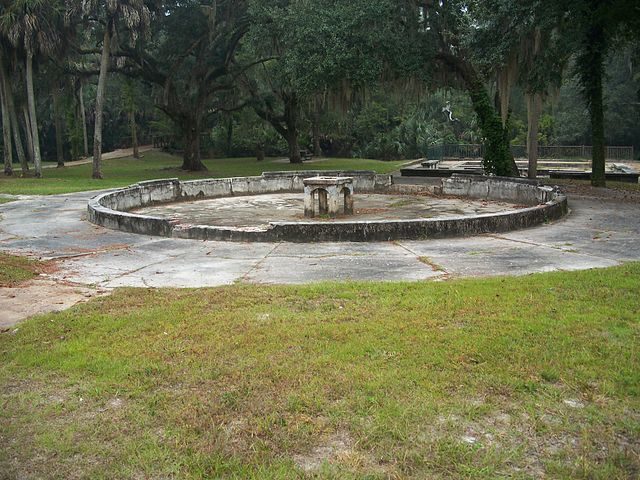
top-left (312, 109), bottom-right (321, 157)
top-left (0, 55), bottom-right (29, 176)
top-left (526, 93), bottom-right (542, 179)
top-left (181, 127), bottom-right (194, 170)
top-left (25, 53), bottom-right (42, 177)
top-left (590, 90), bottom-right (606, 187)
top-left (22, 106), bottom-right (34, 165)
top-left (130, 110), bottom-right (139, 158)
top-left (2, 75), bottom-right (28, 175)
top-left (0, 58), bottom-right (29, 176)
top-left (79, 80), bottom-right (88, 157)
top-left (287, 130), bottom-right (301, 164)
top-left (580, 30), bottom-right (606, 186)
top-left (52, 85), bottom-right (65, 168)
top-left (191, 129), bottom-right (205, 170)
top-left (0, 57), bottom-right (26, 175)
top-left (256, 143), bottom-right (265, 161)
top-left (1, 75), bottom-right (13, 176)
top-left (93, 24), bottom-right (112, 179)
top-left (437, 53), bottom-right (518, 177)
top-left (252, 93), bottom-right (302, 164)
top-left (181, 119), bottom-right (207, 171)
top-left (0, 52), bottom-right (12, 176)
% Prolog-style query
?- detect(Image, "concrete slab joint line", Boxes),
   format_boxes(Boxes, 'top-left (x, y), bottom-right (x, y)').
top-left (87, 172), bottom-right (568, 243)
top-left (240, 242), bottom-right (282, 282)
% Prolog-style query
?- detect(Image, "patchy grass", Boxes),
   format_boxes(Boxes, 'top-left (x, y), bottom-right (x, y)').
top-left (0, 152), bottom-right (405, 196)
top-left (0, 253), bottom-right (44, 287)
top-left (417, 256), bottom-right (446, 272)
top-left (1, 264), bottom-right (638, 478)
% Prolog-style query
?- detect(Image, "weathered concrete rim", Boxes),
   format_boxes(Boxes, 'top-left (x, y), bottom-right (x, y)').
top-left (88, 172), bottom-right (568, 242)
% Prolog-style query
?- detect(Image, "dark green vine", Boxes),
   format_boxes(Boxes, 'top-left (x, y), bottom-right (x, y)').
top-left (467, 77), bottom-right (518, 177)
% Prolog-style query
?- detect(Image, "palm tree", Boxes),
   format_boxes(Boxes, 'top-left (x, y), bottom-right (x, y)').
top-left (0, 52), bottom-right (29, 175)
top-left (71, 0), bottom-right (151, 179)
top-left (0, 58), bottom-right (12, 176)
top-left (0, 0), bottom-right (63, 178)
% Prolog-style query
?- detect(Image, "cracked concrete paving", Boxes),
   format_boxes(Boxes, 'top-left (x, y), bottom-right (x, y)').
top-left (0, 189), bottom-right (639, 294)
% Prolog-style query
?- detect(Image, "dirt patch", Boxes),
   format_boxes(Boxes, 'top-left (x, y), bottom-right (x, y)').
top-left (293, 431), bottom-right (355, 472)
top-left (0, 279), bottom-right (110, 328)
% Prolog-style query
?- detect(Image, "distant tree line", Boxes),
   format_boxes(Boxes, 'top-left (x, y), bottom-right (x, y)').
top-left (0, 0), bottom-right (638, 185)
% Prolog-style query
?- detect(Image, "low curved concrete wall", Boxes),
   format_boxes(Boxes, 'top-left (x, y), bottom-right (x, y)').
top-left (88, 172), bottom-right (568, 242)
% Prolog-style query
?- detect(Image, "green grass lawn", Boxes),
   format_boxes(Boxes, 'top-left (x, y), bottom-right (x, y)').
top-left (0, 152), bottom-right (406, 196)
top-left (0, 253), bottom-right (43, 286)
top-left (1, 263), bottom-right (638, 479)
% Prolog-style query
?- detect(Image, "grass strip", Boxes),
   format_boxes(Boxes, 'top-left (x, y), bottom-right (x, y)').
top-left (0, 153), bottom-right (405, 196)
top-left (1, 263), bottom-right (638, 478)
top-left (0, 253), bottom-right (44, 287)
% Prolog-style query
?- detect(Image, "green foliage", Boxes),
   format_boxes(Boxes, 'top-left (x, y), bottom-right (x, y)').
top-left (303, 89), bottom-right (480, 160)
top-left (64, 103), bottom-right (84, 160)
top-left (348, 101), bottom-right (401, 159)
top-left (469, 0), bottom-right (566, 94)
top-left (541, 0), bottom-right (640, 184)
top-left (466, 77), bottom-right (516, 176)
top-left (538, 114), bottom-right (556, 146)
top-left (248, 0), bottom-right (419, 96)
top-left (2, 0), bottom-right (638, 175)
top-left (552, 76), bottom-right (591, 145)
top-left (513, 113), bottom-right (556, 146)
top-left (210, 110), bottom-right (287, 158)
top-left (0, 0), bottom-right (65, 57)
top-left (243, 0), bottom-right (432, 163)
top-left (394, 114), bottom-right (442, 159)
top-left (602, 48), bottom-right (640, 149)
top-left (352, 100), bottom-right (455, 160)
top-left (510, 118), bottom-right (527, 145)
top-left (56, 83), bottom-right (85, 160)
top-left (121, 78), bottom-right (139, 115)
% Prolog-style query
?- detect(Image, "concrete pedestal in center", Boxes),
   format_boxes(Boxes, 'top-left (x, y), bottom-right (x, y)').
top-left (303, 176), bottom-right (354, 218)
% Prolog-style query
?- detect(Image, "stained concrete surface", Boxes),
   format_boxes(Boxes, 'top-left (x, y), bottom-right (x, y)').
top-left (133, 193), bottom-right (522, 227)
top-left (1, 189), bottom-right (639, 297)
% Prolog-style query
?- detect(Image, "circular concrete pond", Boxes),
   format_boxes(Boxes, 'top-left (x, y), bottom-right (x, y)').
top-left (88, 171), bottom-right (568, 242)
top-left (132, 193), bottom-right (527, 228)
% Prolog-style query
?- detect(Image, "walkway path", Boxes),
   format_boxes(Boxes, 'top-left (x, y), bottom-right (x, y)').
top-left (42, 145), bottom-right (154, 169)
top-left (1, 182), bottom-right (639, 324)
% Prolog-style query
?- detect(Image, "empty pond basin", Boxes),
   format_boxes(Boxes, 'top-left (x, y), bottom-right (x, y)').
top-left (132, 193), bottom-right (525, 228)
